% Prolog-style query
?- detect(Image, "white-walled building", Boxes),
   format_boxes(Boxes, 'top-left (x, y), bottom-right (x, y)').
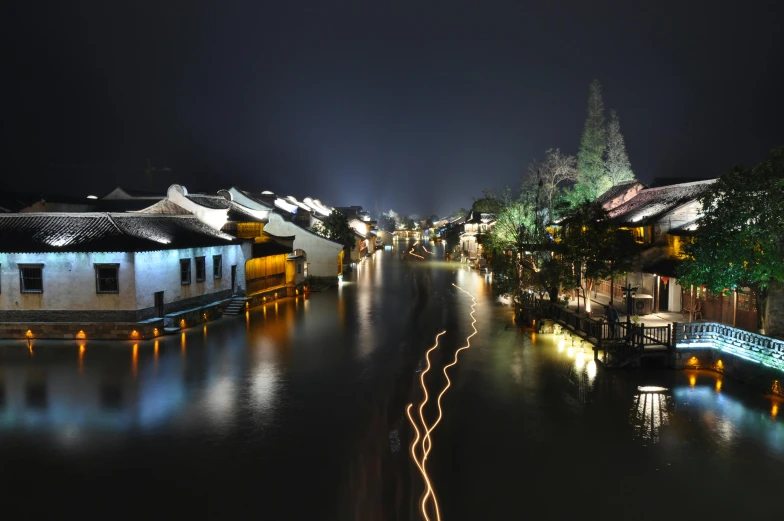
top-left (223, 188), bottom-right (344, 277)
top-left (597, 179), bottom-right (717, 313)
top-left (0, 213), bottom-right (248, 323)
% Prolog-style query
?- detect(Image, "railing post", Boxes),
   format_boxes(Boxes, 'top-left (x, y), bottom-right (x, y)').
top-left (639, 323), bottom-right (645, 352)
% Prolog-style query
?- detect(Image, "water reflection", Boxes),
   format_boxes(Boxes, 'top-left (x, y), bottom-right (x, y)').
top-left (1, 245), bottom-right (782, 520)
top-left (672, 375), bottom-right (784, 455)
top-left (629, 389), bottom-right (671, 443)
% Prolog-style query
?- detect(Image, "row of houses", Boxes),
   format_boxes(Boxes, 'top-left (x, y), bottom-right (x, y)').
top-left (0, 184), bottom-right (378, 339)
top-left (444, 178), bottom-right (770, 334)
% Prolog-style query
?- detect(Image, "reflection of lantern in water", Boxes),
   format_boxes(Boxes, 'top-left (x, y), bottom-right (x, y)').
top-left (689, 374), bottom-right (697, 387)
top-left (630, 387), bottom-right (671, 443)
top-left (772, 403), bottom-right (779, 418)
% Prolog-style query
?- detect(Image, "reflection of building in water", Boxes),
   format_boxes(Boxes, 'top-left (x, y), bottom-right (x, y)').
top-left (629, 388), bottom-right (671, 443)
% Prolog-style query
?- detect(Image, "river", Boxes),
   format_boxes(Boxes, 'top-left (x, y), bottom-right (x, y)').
top-left (0, 241), bottom-right (781, 520)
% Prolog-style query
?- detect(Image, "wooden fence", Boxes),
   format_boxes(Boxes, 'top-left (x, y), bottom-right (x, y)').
top-left (525, 300), bottom-right (672, 363)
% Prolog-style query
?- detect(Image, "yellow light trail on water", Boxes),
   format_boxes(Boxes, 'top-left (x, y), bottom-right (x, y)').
top-left (422, 284), bottom-right (478, 460)
top-left (404, 331), bottom-right (445, 521)
top-left (406, 284), bottom-right (478, 521)
top-left (409, 241), bottom-right (425, 260)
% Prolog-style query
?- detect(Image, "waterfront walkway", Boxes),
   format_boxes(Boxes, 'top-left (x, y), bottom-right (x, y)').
top-left (564, 291), bottom-right (685, 328)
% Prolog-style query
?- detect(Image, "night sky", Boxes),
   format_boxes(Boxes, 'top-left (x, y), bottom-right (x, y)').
top-left (3, 1), bottom-right (783, 216)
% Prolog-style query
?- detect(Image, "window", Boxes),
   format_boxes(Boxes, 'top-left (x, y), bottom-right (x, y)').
top-left (95, 264), bottom-right (119, 293)
top-left (180, 259), bottom-right (191, 285)
top-left (213, 255), bottom-right (222, 279)
top-left (19, 264), bottom-right (43, 293)
top-left (195, 256), bottom-right (206, 282)
top-left (297, 263), bottom-right (303, 274)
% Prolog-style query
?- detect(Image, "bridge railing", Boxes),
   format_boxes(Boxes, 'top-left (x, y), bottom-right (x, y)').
top-left (673, 322), bottom-right (784, 370)
top-left (527, 300), bottom-right (672, 350)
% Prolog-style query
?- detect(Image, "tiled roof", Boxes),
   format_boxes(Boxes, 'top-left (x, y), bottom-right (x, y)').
top-left (133, 199), bottom-right (192, 215)
top-left (186, 195), bottom-right (231, 209)
top-left (608, 180), bottom-right (716, 224)
top-left (240, 191), bottom-right (275, 210)
top-left (0, 213), bottom-right (237, 253)
top-left (227, 201), bottom-right (268, 222)
top-left (594, 180), bottom-right (643, 207)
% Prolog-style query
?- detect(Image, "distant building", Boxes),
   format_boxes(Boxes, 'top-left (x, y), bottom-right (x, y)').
top-left (459, 212), bottom-right (496, 261)
top-left (222, 188), bottom-right (344, 278)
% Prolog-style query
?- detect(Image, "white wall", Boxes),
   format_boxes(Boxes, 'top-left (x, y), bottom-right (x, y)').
top-left (0, 251), bottom-right (136, 311)
top-left (262, 213), bottom-right (342, 277)
top-left (669, 279), bottom-right (683, 312)
top-left (133, 244), bottom-right (247, 311)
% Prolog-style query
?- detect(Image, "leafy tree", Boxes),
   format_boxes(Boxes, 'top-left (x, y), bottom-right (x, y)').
top-left (528, 148), bottom-right (578, 224)
top-left (312, 211), bottom-right (356, 253)
top-left (605, 109), bottom-right (635, 187)
top-left (677, 146), bottom-right (784, 333)
top-left (376, 211), bottom-right (397, 233)
top-left (576, 79), bottom-right (610, 203)
top-left (485, 200), bottom-right (539, 308)
top-left (471, 189), bottom-right (507, 215)
top-left (562, 202), bottom-right (639, 313)
top-left (449, 208), bottom-right (469, 220)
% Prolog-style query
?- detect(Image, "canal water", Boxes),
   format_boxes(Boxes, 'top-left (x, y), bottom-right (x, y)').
top-left (0, 242), bottom-right (781, 520)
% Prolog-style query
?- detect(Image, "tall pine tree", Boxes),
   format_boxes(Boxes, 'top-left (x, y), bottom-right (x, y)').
top-left (575, 79), bottom-right (609, 202)
top-left (605, 109), bottom-right (635, 186)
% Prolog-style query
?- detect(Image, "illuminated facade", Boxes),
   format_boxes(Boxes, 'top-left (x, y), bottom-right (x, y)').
top-left (0, 213), bottom-right (249, 323)
top-left (223, 188), bottom-right (344, 278)
top-left (459, 212), bottom-right (496, 262)
top-left (596, 179), bottom-right (717, 314)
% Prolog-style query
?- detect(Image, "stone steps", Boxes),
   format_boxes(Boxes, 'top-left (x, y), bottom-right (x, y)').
top-left (222, 297), bottom-right (249, 316)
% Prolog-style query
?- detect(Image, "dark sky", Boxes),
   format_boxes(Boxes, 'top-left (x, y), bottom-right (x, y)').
top-left (3, 1), bottom-right (783, 217)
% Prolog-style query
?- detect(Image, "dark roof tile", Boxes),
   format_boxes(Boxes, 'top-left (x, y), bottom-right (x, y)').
top-left (0, 213), bottom-right (237, 253)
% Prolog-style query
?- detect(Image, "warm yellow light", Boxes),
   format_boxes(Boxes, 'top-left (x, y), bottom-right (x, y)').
top-left (689, 374), bottom-right (697, 387)
top-left (717, 359), bottom-right (724, 371)
top-left (76, 330), bottom-right (87, 339)
top-left (25, 330), bottom-right (33, 338)
top-left (180, 319), bottom-right (186, 327)
top-left (772, 403), bottom-right (779, 418)
top-left (688, 356), bottom-right (698, 366)
top-left (132, 343), bottom-right (138, 375)
top-left (405, 284), bottom-right (479, 521)
top-left (130, 330), bottom-right (140, 339)
top-left (153, 327), bottom-right (159, 336)
top-left (715, 379), bottom-right (722, 393)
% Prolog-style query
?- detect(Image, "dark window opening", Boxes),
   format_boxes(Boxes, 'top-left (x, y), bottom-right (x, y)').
top-left (195, 256), bottom-right (206, 282)
top-left (213, 255), bottom-right (222, 279)
top-left (95, 264), bottom-right (119, 293)
top-left (20, 265), bottom-right (43, 293)
top-left (180, 259), bottom-right (191, 285)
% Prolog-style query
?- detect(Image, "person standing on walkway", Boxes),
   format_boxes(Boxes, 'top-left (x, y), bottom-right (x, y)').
top-left (605, 303), bottom-right (619, 338)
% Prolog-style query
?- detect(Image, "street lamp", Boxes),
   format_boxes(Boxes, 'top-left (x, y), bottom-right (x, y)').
top-left (622, 283), bottom-right (638, 327)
